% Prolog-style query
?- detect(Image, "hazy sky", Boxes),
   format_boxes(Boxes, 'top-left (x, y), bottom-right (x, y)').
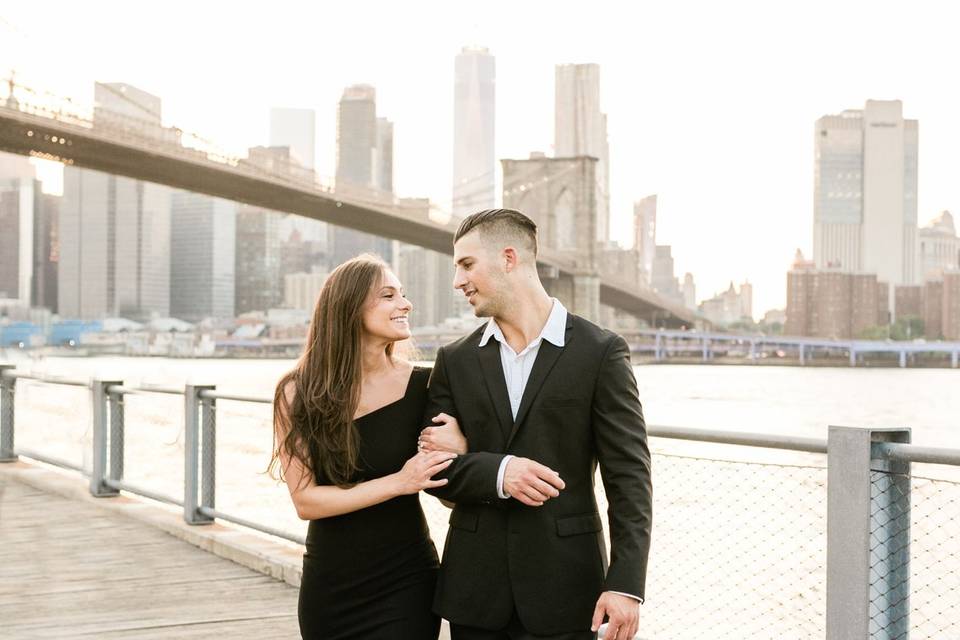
top-left (3, 0), bottom-right (958, 317)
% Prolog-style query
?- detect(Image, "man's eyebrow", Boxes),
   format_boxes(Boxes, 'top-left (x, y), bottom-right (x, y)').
top-left (455, 255), bottom-right (474, 266)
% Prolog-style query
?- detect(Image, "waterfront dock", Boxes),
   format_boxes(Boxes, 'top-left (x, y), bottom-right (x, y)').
top-left (0, 462), bottom-right (301, 639)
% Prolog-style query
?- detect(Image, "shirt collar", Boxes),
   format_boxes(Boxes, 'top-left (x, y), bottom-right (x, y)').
top-left (479, 298), bottom-right (568, 349)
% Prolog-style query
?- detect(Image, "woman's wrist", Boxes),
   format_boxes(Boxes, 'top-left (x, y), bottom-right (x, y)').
top-left (384, 472), bottom-right (405, 497)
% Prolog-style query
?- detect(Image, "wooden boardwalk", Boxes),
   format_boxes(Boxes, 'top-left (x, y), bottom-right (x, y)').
top-left (0, 477), bottom-right (301, 639)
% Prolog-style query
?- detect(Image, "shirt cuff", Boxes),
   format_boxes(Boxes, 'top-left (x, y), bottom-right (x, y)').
top-left (607, 590), bottom-right (643, 604)
top-left (496, 455), bottom-right (515, 499)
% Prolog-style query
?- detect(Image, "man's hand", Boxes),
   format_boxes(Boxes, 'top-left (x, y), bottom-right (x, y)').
top-left (502, 457), bottom-right (565, 506)
top-left (592, 591), bottom-right (639, 640)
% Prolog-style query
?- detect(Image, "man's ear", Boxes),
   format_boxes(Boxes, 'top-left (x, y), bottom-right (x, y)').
top-left (502, 246), bottom-right (519, 272)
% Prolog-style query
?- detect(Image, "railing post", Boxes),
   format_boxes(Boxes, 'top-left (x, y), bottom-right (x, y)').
top-left (1, 365), bottom-right (17, 462)
top-left (799, 344), bottom-right (806, 366)
top-left (184, 383), bottom-right (215, 525)
top-left (90, 379), bottom-right (122, 497)
top-left (826, 425), bottom-right (911, 640)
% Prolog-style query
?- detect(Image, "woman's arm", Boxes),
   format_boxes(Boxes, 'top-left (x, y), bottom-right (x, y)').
top-left (276, 382), bottom-right (456, 520)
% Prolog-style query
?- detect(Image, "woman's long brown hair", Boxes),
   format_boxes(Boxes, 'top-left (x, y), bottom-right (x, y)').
top-left (269, 254), bottom-right (392, 487)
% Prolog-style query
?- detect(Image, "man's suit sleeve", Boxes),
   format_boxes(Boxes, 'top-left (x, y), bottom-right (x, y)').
top-left (592, 334), bottom-right (652, 600)
top-left (423, 346), bottom-right (506, 505)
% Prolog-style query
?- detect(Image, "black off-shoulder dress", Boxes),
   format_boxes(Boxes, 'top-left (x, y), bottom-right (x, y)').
top-left (297, 366), bottom-right (440, 640)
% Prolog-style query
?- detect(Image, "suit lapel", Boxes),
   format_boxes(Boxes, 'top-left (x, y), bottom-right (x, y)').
top-left (477, 339), bottom-right (513, 442)
top-left (506, 316), bottom-right (576, 448)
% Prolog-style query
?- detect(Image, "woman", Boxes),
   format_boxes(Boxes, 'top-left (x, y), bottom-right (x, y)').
top-left (270, 254), bottom-right (466, 640)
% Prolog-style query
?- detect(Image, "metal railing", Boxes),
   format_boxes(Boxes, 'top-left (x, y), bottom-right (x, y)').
top-left (1, 363), bottom-right (958, 638)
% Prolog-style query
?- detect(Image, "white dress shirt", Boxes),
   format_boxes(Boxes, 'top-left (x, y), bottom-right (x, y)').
top-left (479, 298), bottom-right (567, 499)
top-left (479, 298), bottom-right (642, 604)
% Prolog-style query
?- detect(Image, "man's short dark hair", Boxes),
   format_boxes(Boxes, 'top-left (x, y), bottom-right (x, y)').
top-left (454, 208), bottom-right (538, 257)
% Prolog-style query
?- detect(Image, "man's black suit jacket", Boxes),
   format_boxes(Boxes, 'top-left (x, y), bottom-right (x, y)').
top-left (425, 312), bottom-right (652, 635)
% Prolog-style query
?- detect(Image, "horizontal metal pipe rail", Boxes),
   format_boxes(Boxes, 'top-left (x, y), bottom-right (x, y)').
top-left (4, 371), bottom-right (91, 387)
top-left (14, 447), bottom-right (86, 473)
top-left (199, 389), bottom-right (271, 404)
top-left (647, 425), bottom-right (829, 454)
top-left (872, 441), bottom-right (960, 466)
top-left (4, 366), bottom-right (959, 549)
top-left (198, 507), bottom-right (306, 545)
top-left (103, 478), bottom-right (183, 508)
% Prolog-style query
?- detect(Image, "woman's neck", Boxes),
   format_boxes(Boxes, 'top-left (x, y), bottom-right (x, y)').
top-left (361, 338), bottom-right (393, 378)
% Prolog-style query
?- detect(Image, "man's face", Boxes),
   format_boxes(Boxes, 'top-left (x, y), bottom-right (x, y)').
top-left (452, 231), bottom-right (509, 318)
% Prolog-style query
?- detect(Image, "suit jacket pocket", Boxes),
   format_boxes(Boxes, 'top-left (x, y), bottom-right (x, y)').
top-left (539, 393), bottom-right (588, 409)
top-left (556, 512), bottom-right (603, 537)
top-left (449, 509), bottom-right (479, 532)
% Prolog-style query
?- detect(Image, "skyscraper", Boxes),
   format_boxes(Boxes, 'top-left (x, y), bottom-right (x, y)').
top-left (268, 108), bottom-right (329, 259)
top-left (269, 107), bottom-right (316, 170)
top-left (336, 85), bottom-right (379, 189)
top-left (919, 210), bottom-right (960, 280)
top-left (0, 155), bottom-right (36, 307)
top-left (170, 192), bottom-right (236, 322)
top-left (813, 100), bottom-right (919, 301)
top-left (93, 82), bottom-right (180, 146)
top-left (786, 250), bottom-right (888, 338)
top-left (58, 168), bottom-right (170, 320)
top-left (375, 117), bottom-right (394, 193)
top-left (235, 147), bottom-right (300, 314)
top-left (333, 85), bottom-right (394, 265)
top-left (634, 195), bottom-right (657, 285)
top-left (57, 83), bottom-right (172, 321)
top-left (651, 245), bottom-right (680, 301)
top-left (453, 46), bottom-right (495, 216)
top-left (555, 63), bottom-right (610, 244)
top-left (235, 204), bottom-right (284, 314)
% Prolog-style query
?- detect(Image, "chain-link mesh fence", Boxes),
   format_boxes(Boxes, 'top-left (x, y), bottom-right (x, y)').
top-left (12, 372), bottom-right (957, 640)
top-left (12, 379), bottom-right (91, 471)
top-left (419, 449), bottom-right (829, 639)
top-left (639, 453), bottom-right (827, 638)
top-left (208, 397), bottom-right (307, 539)
top-left (1, 376), bottom-right (15, 459)
top-left (114, 390), bottom-right (184, 502)
top-left (870, 470), bottom-right (960, 639)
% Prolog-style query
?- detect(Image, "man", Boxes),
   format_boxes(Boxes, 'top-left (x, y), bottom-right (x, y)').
top-left (422, 209), bottom-right (652, 640)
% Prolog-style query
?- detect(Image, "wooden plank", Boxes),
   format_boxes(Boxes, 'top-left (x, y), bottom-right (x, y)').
top-left (0, 478), bottom-right (300, 639)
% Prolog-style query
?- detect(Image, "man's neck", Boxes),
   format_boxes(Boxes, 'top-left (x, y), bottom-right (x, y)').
top-left (494, 289), bottom-right (554, 353)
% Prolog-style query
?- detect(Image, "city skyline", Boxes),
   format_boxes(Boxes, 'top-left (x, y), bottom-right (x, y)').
top-left (3, 2), bottom-right (960, 317)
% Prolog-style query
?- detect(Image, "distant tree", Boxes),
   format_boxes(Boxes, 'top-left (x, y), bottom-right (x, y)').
top-left (728, 319), bottom-right (759, 333)
top-left (857, 325), bottom-right (890, 340)
top-left (759, 321), bottom-right (783, 336)
top-left (857, 316), bottom-right (925, 341)
top-left (889, 316), bottom-right (924, 341)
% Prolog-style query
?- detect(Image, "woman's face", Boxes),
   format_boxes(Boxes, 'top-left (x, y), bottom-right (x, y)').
top-left (361, 268), bottom-right (413, 343)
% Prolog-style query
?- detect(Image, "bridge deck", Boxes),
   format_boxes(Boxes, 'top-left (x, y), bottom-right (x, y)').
top-left (0, 477), bottom-right (300, 639)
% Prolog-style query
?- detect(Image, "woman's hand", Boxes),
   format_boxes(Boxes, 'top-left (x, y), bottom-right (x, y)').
top-left (419, 413), bottom-right (468, 455)
top-left (392, 450), bottom-right (457, 495)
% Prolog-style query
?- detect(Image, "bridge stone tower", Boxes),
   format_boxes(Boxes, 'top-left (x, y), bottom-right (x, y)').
top-left (501, 154), bottom-right (600, 322)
